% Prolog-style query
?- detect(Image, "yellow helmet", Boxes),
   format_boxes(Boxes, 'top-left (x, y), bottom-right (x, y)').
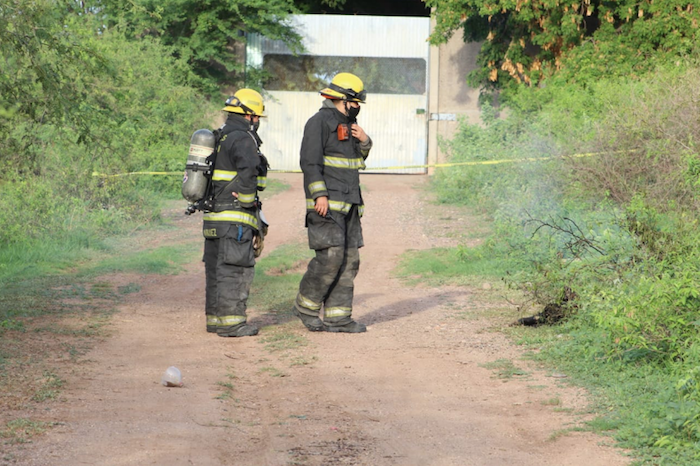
top-left (320, 72), bottom-right (366, 103)
top-left (223, 89), bottom-right (266, 116)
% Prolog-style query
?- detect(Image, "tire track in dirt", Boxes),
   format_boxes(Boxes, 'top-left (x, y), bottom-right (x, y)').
top-left (14, 173), bottom-right (630, 466)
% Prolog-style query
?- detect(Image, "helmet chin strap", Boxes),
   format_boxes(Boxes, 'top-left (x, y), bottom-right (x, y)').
top-left (245, 114), bottom-right (257, 131)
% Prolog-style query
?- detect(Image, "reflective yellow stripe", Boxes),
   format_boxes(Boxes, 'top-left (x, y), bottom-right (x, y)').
top-left (297, 293), bottom-right (322, 311)
top-left (358, 205), bottom-right (365, 217)
top-left (323, 156), bottom-right (366, 169)
top-left (309, 181), bottom-right (327, 194)
top-left (212, 169), bottom-right (237, 181)
top-left (328, 200), bottom-right (352, 214)
top-left (219, 315), bottom-right (247, 326)
top-left (257, 176), bottom-right (267, 188)
top-left (325, 307), bottom-right (351, 318)
top-left (238, 192), bottom-right (256, 204)
top-left (206, 315), bottom-right (221, 326)
top-left (305, 199), bottom-right (354, 215)
top-left (203, 210), bottom-right (259, 229)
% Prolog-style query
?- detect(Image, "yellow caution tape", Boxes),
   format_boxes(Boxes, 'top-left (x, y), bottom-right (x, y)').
top-left (91, 150), bottom-right (619, 177)
top-left (269, 151), bottom-right (602, 173)
top-left (372, 152), bottom-right (600, 170)
top-left (92, 171), bottom-right (183, 178)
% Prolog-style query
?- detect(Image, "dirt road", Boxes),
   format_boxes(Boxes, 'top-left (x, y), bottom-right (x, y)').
top-left (17, 173), bottom-right (629, 465)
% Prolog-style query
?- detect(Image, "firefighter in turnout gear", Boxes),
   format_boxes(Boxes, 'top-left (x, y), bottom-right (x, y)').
top-left (293, 72), bottom-right (372, 333)
top-left (203, 89), bottom-right (269, 337)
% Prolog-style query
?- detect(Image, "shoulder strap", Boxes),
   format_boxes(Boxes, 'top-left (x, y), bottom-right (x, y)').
top-left (245, 130), bottom-right (261, 154)
top-left (200, 126), bottom-right (226, 208)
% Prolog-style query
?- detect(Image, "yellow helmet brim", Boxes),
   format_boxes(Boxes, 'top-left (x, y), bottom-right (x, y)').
top-left (320, 87), bottom-right (345, 100)
top-left (222, 106), bottom-right (267, 117)
top-left (320, 89), bottom-right (365, 103)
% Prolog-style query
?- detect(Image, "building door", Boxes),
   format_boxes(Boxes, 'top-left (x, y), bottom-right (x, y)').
top-left (248, 15), bottom-right (430, 174)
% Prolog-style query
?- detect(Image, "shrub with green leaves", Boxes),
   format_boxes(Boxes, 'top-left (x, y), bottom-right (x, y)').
top-left (0, 2), bottom-right (216, 247)
top-left (431, 61), bottom-right (700, 462)
top-left (433, 102), bottom-right (562, 212)
top-left (427, 0), bottom-right (700, 95)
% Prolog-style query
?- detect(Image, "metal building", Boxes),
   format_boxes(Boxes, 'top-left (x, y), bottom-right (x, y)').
top-left (247, 15), bottom-right (431, 174)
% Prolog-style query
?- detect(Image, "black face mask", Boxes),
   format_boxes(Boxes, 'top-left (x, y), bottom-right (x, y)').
top-left (251, 119), bottom-right (260, 132)
top-left (346, 104), bottom-right (361, 120)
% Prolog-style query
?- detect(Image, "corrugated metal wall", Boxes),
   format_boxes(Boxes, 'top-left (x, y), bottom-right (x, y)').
top-left (248, 15), bottom-right (430, 174)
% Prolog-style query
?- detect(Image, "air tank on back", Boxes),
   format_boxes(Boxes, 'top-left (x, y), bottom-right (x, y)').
top-left (182, 129), bottom-right (216, 203)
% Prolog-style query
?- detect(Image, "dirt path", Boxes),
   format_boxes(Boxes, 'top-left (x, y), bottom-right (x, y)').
top-left (18, 173), bottom-right (629, 465)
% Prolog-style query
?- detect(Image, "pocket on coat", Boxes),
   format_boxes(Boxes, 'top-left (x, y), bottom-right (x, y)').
top-left (307, 212), bottom-right (344, 250)
top-left (222, 225), bottom-right (256, 267)
top-left (326, 179), bottom-right (349, 194)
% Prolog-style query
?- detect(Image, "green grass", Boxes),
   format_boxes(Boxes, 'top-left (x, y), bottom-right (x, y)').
top-left (0, 319), bottom-right (25, 332)
top-left (396, 235), bottom-right (670, 462)
top-left (247, 242), bottom-right (317, 369)
top-left (552, 407), bottom-right (574, 413)
top-left (0, 234), bottom-right (98, 285)
top-left (82, 244), bottom-right (196, 277)
top-left (259, 366), bottom-right (287, 377)
top-left (263, 178), bottom-right (292, 198)
top-left (249, 242), bottom-right (313, 314)
top-left (0, 418), bottom-right (53, 445)
top-left (118, 283), bottom-right (142, 295)
top-left (479, 358), bottom-right (530, 380)
top-left (500, 310), bottom-right (700, 464)
top-left (215, 374), bottom-right (237, 401)
top-left (541, 397), bottom-right (562, 406)
top-left (506, 302), bottom-right (700, 464)
top-left (540, 337), bottom-right (700, 465)
top-left (397, 238), bottom-right (674, 461)
top-left (548, 426), bottom-right (586, 442)
top-left (0, 202), bottom-right (191, 287)
top-left (0, 199), bottom-right (210, 456)
top-left (395, 245), bottom-right (513, 287)
top-left (31, 371), bottom-right (64, 402)
top-left (215, 391), bottom-right (233, 401)
top-left (289, 355), bottom-right (317, 367)
top-left (260, 331), bottom-right (308, 353)
top-left (0, 243), bottom-right (193, 325)
top-left (217, 381), bottom-right (234, 390)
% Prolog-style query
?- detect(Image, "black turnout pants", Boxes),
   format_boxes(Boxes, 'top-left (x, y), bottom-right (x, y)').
top-left (295, 205), bottom-right (363, 327)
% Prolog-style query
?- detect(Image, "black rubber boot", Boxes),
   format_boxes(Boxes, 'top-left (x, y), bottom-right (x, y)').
top-left (325, 321), bottom-right (366, 333)
top-left (293, 308), bottom-right (325, 332)
top-left (217, 324), bottom-right (259, 337)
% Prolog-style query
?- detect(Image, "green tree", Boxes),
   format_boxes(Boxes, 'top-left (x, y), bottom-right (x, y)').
top-left (426, 0), bottom-right (700, 90)
top-left (0, 0), bottom-right (112, 177)
top-left (295, 0), bottom-right (428, 16)
top-left (98, 0), bottom-right (305, 92)
top-left (0, 0), bottom-right (210, 245)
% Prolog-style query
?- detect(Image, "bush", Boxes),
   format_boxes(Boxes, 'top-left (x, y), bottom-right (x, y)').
top-left (433, 62), bottom-right (700, 461)
top-left (0, 5), bottom-right (217, 247)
